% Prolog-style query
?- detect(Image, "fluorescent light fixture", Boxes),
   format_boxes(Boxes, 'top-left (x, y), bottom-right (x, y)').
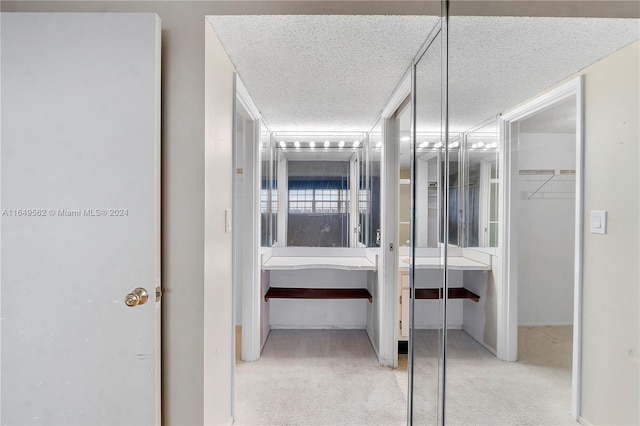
top-left (434, 142), bottom-right (443, 148)
top-left (279, 141), bottom-right (286, 148)
top-left (471, 143), bottom-right (478, 149)
top-left (491, 142), bottom-right (498, 148)
top-left (376, 141), bottom-right (382, 148)
top-left (477, 141), bottom-right (484, 148)
top-left (353, 140), bottom-right (361, 148)
top-left (339, 140), bottom-right (345, 148)
top-left (324, 140), bottom-right (330, 148)
top-left (401, 136), bottom-right (410, 142)
top-left (419, 142), bottom-right (429, 148)
top-left (294, 141), bottom-right (300, 148)
top-left (309, 141), bottom-right (315, 148)
top-left (451, 141), bottom-right (460, 148)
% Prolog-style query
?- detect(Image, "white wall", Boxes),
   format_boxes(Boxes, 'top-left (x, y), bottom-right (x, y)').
top-left (204, 22), bottom-right (235, 426)
top-left (580, 41), bottom-right (639, 425)
top-left (516, 132), bottom-right (576, 325)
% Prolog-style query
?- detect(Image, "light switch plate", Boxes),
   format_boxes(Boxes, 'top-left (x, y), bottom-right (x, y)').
top-left (225, 208), bottom-right (232, 233)
top-left (590, 210), bottom-right (607, 234)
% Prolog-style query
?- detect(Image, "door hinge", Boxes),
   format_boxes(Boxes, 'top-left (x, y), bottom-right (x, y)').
top-left (155, 286), bottom-right (163, 302)
top-left (399, 320), bottom-right (402, 329)
top-left (399, 295), bottom-right (402, 304)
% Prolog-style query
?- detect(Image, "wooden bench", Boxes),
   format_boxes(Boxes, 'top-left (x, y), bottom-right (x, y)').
top-left (264, 287), bottom-right (373, 303)
top-left (414, 287), bottom-right (480, 302)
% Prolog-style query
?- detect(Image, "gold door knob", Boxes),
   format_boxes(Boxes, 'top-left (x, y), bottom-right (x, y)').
top-left (124, 287), bottom-right (149, 307)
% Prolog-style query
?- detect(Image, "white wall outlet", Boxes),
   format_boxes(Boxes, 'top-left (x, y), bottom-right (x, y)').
top-left (590, 210), bottom-right (607, 234)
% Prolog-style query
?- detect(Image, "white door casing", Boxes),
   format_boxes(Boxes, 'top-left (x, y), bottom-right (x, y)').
top-left (498, 76), bottom-right (584, 420)
top-left (1, 13), bottom-right (161, 425)
top-left (234, 75), bottom-right (263, 363)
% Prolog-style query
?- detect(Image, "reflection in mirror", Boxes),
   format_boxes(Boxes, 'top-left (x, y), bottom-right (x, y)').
top-left (396, 105), bottom-right (411, 247)
top-left (410, 24), bottom-right (444, 424)
top-left (270, 133), bottom-right (278, 246)
top-left (444, 133), bottom-right (462, 246)
top-left (414, 135), bottom-right (442, 248)
top-left (286, 160), bottom-right (350, 247)
top-left (358, 135), bottom-right (368, 246)
top-left (274, 133), bottom-right (366, 247)
top-left (367, 123), bottom-right (382, 247)
top-left (260, 128), bottom-right (277, 247)
top-left (464, 120), bottom-right (499, 248)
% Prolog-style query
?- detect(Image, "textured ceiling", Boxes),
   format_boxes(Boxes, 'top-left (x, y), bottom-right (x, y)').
top-left (208, 15), bottom-right (639, 135)
top-left (208, 15), bottom-right (439, 131)
top-left (416, 16), bottom-right (639, 132)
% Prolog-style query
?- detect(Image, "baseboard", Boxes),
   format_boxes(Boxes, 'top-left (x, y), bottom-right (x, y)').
top-left (475, 336), bottom-right (498, 356)
top-left (260, 328), bottom-right (270, 353)
top-left (365, 328), bottom-right (382, 363)
top-left (414, 325), bottom-right (463, 330)
top-left (269, 325), bottom-right (367, 330)
top-left (519, 322), bottom-right (573, 327)
top-left (577, 416), bottom-right (592, 425)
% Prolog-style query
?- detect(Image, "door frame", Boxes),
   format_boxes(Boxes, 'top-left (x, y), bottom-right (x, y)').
top-left (233, 75), bottom-right (263, 365)
top-left (498, 76), bottom-right (584, 419)
top-left (378, 71), bottom-right (411, 367)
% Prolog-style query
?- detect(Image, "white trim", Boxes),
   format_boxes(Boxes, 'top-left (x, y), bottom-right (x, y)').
top-left (233, 73), bottom-right (263, 363)
top-left (379, 117), bottom-right (399, 367)
top-left (518, 322), bottom-right (574, 327)
top-left (235, 76), bottom-right (261, 120)
top-left (572, 76), bottom-right (585, 422)
top-left (414, 325), bottom-right (462, 330)
top-left (499, 76), bottom-right (584, 421)
top-left (577, 416), bottom-right (593, 426)
top-left (381, 72), bottom-right (411, 119)
top-left (269, 325), bottom-right (367, 330)
top-left (372, 70), bottom-right (412, 368)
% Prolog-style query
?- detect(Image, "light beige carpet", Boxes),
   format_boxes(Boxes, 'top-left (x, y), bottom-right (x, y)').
top-left (235, 327), bottom-right (576, 425)
top-left (235, 329), bottom-right (406, 425)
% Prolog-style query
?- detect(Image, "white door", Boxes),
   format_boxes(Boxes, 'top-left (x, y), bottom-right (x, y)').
top-left (1, 13), bottom-right (161, 425)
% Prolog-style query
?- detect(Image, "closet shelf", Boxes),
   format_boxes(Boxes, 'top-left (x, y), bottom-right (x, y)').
top-left (265, 287), bottom-right (373, 303)
top-left (414, 287), bottom-right (480, 302)
top-left (519, 169), bottom-right (576, 199)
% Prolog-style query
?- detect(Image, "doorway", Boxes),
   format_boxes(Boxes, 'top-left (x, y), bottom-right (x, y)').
top-left (500, 77), bottom-right (583, 418)
top-left (206, 11), bottom-right (638, 426)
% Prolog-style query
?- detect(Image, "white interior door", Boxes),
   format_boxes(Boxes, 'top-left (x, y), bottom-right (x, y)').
top-left (1, 13), bottom-right (161, 425)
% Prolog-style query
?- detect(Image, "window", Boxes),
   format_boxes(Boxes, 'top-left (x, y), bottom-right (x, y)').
top-left (287, 161), bottom-right (350, 247)
top-left (288, 189), bottom-right (349, 214)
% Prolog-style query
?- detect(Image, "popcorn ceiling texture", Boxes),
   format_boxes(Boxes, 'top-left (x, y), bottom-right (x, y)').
top-left (208, 15), bottom-right (438, 132)
top-left (444, 17), bottom-right (639, 132)
top-left (208, 16), bottom-right (639, 134)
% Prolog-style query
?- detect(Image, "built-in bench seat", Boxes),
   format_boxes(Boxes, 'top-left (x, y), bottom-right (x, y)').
top-left (414, 287), bottom-right (480, 302)
top-left (264, 287), bottom-right (373, 302)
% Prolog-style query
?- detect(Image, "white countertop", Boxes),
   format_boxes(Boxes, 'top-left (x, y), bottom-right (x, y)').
top-left (399, 256), bottom-right (491, 271)
top-left (262, 256), bottom-right (377, 271)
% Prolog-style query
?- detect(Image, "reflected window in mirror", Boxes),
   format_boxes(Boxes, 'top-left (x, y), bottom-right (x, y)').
top-left (286, 160), bottom-right (351, 247)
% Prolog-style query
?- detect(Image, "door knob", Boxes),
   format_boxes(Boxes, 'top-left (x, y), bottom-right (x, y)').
top-left (124, 287), bottom-right (149, 307)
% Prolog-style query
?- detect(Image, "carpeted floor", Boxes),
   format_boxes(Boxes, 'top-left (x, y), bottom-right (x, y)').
top-left (234, 327), bottom-right (576, 425)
